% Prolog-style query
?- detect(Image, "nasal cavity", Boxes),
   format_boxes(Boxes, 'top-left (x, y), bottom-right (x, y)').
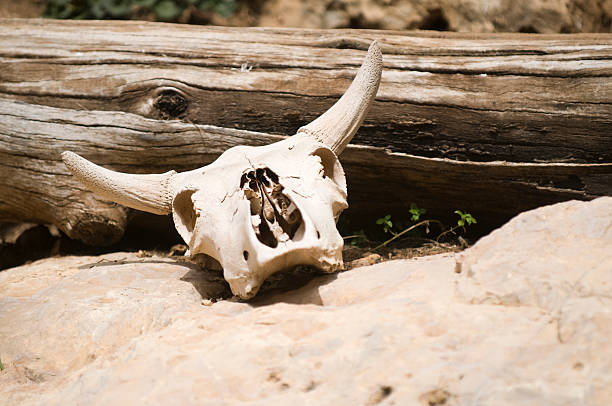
top-left (241, 167), bottom-right (303, 248)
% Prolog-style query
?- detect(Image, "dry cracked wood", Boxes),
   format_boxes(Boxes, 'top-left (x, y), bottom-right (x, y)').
top-left (2, 98), bottom-right (610, 245)
top-left (1, 19), bottom-right (611, 244)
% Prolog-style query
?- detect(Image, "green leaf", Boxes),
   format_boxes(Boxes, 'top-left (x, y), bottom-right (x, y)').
top-left (376, 214), bottom-right (394, 234)
top-left (215, 0), bottom-right (238, 17)
top-left (376, 215), bottom-right (390, 224)
top-left (102, 0), bottom-right (133, 18)
top-left (154, 0), bottom-right (182, 20)
top-left (454, 210), bottom-right (477, 228)
top-left (409, 203), bottom-right (426, 221)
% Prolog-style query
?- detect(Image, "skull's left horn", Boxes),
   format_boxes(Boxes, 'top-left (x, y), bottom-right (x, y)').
top-left (297, 40), bottom-right (382, 155)
top-left (62, 151), bottom-right (175, 215)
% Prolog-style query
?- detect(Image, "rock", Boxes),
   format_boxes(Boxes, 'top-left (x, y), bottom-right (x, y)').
top-left (0, 197), bottom-right (611, 405)
top-left (258, 0), bottom-right (612, 33)
top-left (2, 0), bottom-right (610, 33)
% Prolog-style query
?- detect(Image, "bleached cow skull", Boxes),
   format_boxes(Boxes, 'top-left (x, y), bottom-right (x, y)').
top-left (63, 41), bottom-right (382, 299)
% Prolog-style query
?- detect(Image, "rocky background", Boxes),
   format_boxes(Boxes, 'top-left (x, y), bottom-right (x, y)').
top-left (255, 0), bottom-right (612, 33)
top-left (2, 198), bottom-right (611, 405)
top-left (1, 0), bottom-right (611, 33)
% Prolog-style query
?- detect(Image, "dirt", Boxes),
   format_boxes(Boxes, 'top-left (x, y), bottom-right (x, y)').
top-left (0, 0), bottom-right (46, 19)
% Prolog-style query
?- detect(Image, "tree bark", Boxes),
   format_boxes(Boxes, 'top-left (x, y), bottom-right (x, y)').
top-left (1, 19), bottom-right (611, 244)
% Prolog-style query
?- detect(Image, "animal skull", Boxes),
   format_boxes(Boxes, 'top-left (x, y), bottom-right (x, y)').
top-left (62, 41), bottom-right (382, 299)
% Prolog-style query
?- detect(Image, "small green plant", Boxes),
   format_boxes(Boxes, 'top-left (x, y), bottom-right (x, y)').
top-left (436, 210), bottom-right (477, 241)
top-left (44, 0), bottom-right (134, 20)
top-left (199, 0), bottom-right (238, 17)
top-left (343, 204), bottom-right (477, 250)
top-left (43, 0), bottom-right (239, 21)
top-left (152, 0), bottom-right (183, 20)
top-left (375, 214), bottom-right (394, 235)
top-left (454, 210), bottom-right (477, 229)
top-left (373, 215), bottom-right (440, 250)
top-left (376, 203), bottom-right (427, 237)
top-left (0, 358), bottom-right (4, 371)
top-left (409, 203), bottom-right (426, 221)
top-left (371, 204), bottom-right (476, 250)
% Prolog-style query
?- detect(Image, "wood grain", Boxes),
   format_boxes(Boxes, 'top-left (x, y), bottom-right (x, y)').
top-left (0, 19), bottom-right (611, 244)
top-left (2, 97), bottom-right (609, 244)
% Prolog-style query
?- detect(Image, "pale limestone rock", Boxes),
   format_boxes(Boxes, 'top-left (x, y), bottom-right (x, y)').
top-left (456, 196), bottom-right (612, 312)
top-left (1, 197), bottom-right (611, 405)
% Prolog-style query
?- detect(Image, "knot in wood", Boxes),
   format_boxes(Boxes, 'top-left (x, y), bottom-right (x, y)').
top-left (153, 88), bottom-right (188, 120)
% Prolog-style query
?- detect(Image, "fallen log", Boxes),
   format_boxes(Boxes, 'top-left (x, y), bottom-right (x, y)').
top-left (1, 98), bottom-right (610, 245)
top-left (0, 19), bottom-right (611, 245)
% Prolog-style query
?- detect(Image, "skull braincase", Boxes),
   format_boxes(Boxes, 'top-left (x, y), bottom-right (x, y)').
top-left (62, 41), bottom-right (382, 299)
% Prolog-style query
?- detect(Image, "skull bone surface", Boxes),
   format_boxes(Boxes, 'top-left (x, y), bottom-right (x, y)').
top-left (171, 134), bottom-right (348, 297)
top-left (62, 41), bottom-right (382, 299)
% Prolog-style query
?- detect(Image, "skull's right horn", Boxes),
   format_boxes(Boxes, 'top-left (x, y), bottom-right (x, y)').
top-left (62, 151), bottom-right (176, 215)
top-left (297, 40), bottom-right (382, 155)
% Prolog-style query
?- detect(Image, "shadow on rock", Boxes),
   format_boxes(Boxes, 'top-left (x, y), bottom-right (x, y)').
top-left (249, 267), bottom-right (339, 307)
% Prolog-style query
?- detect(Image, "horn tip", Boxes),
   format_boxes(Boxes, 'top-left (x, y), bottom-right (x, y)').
top-left (367, 40), bottom-right (383, 65)
top-left (61, 151), bottom-right (81, 169)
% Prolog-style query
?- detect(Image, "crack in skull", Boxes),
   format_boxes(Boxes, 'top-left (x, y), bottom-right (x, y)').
top-left (240, 167), bottom-right (302, 248)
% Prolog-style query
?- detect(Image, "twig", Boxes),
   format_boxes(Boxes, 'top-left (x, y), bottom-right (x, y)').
top-left (343, 234), bottom-right (367, 240)
top-left (436, 225), bottom-right (462, 242)
top-left (373, 219), bottom-right (444, 251)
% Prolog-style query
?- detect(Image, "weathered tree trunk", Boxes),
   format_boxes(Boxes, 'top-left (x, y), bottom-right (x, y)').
top-left (1, 19), bottom-right (611, 245)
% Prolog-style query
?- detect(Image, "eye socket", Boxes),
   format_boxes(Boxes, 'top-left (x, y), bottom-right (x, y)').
top-left (173, 188), bottom-right (198, 243)
top-left (311, 147), bottom-right (346, 190)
